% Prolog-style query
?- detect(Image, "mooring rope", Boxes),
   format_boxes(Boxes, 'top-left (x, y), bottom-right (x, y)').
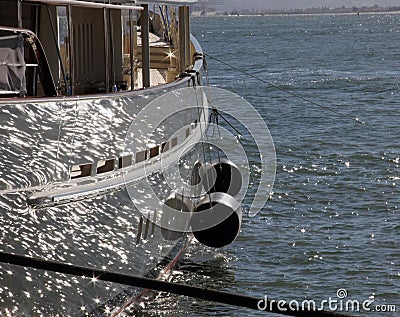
top-left (0, 251), bottom-right (356, 317)
top-left (212, 107), bottom-right (243, 137)
top-left (204, 53), bottom-right (365, 125)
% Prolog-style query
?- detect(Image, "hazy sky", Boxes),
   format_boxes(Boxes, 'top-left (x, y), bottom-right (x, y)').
top-left (221, 0), bottom-right (400, 10)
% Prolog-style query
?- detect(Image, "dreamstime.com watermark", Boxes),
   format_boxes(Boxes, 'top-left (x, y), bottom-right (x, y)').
top-left (257, 289), bottom-right (397, 313)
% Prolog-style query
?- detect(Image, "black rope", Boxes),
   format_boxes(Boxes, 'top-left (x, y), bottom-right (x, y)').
top-left (0, 251), bottom-right (356, 317)
top-left (204, 53), bottom-right (365, 125)
top-left (213, 106), bottom-right (243, 137)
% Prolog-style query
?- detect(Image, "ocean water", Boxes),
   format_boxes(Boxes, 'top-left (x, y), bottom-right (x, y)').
top-left (142, 13), bottom-right (400, 316)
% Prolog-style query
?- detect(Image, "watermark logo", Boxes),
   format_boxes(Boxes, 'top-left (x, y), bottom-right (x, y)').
top-left (123, 86), bottom-right (276, 232)
top-left (257, 289), bottom-right (396, 313)
top-left (336, 288), bottom-right (348, 299)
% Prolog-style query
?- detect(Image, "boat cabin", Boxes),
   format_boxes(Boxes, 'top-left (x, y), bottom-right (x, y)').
top-left (0, 0), bottom-right (197, 98)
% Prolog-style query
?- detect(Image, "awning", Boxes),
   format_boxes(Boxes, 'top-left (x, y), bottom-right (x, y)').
top-left (22, 0), bottom-right (143, 10)
top-left (135, 0), bottom-right (198, 5)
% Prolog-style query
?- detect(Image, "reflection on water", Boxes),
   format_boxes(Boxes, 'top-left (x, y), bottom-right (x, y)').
top-left (133, 13), bottom-right (400, 317)
top-left (141, 241), bottom-right (237, 317)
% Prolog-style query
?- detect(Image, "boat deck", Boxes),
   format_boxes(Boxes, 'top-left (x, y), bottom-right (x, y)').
top-left (137, 32), bottom-right (170, 47)
top-left (136, 68), bottom-right (167, 88)
top-left (133, 32), bottom-right (175, 88)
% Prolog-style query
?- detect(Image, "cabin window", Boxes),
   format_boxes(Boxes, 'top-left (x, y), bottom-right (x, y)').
top-left (97, 159), bottom-right (115, 174)
top-left (57, 6), bottom-right (70, 94)
top-left (122, 10), bottom-right (138, 90)
top-left (161, 141), bottom-right (169, 153)
top-left (136, 150), bottom-right (147, 163)
top-left (149, 145), bottom-right (160, 158)
top-left (71, 163), bottom-right (93, 179)
top-left (171, 137), bottom-right (178, 148)
top-left (55, 7), bottom-right (134, 94)
top-left (118, 154), bottom-right (133, 169)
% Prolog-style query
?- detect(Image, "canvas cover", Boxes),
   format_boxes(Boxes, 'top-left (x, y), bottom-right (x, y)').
top-left (0, 35), bottom-right (26, 94)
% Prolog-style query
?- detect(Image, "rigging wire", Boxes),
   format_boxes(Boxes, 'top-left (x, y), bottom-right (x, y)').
top-left (204, 53), bottom-right (365, 126)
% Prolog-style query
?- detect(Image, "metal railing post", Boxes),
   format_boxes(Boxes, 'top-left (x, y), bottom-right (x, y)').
top-left (141, 4), bottom-right (150, 88)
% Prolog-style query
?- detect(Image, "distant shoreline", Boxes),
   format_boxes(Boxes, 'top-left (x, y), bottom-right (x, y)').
top-left (191, 11), bottom-right (400, 18)
top-left (191, 6), bottom-right (400, 17)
